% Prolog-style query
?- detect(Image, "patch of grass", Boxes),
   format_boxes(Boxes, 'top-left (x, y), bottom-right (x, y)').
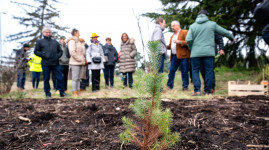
top-left (0, 68), bottom-right (261, 99)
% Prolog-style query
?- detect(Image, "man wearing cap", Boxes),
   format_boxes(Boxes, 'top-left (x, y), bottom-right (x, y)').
top-left (151, 17), bottom-right (167, 73)
top-left (34, 27), bottom-right (69, 98)
top-left (15, 43), bottom-right (30, 90)
top-left (186, 10), bottom-right (234, 96)
top-left (58, 36), bottom-right (69, 93)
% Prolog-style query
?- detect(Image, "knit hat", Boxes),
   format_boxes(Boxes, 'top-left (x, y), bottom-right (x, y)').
top-left (198, 10), bottom-right (209, 16)
top-left (23, 43), bottom-right (30, 48)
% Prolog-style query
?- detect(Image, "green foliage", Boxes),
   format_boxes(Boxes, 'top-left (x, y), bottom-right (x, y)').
top-left (7, 0), bottom-right (69, 47)
top-left (120, 41), bottom-right (180, 149)
top-left (143, 0), bottom-right (269, 68)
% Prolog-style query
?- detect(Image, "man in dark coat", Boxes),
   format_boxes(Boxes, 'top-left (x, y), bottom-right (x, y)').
top-left (15, 43), bottom-right (30, 90)
top-left (34, 27), bottom-right (68, 98)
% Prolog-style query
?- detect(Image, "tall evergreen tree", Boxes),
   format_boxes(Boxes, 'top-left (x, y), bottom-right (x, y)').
top-left (7, 0), bottom-right (69, 47)
top-left (144, 0), bottom-right (268, 68)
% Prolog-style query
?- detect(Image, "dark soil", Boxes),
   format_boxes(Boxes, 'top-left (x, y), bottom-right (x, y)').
top-left (0, 96), bottom-right (268, 150)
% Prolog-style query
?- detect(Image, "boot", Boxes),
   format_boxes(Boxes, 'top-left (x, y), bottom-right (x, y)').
top-left (73, 91), bottom-right (78, 97)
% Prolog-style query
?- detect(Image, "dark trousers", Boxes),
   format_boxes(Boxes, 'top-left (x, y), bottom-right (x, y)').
top-left (167, 55), bottom-right (189, 89)
top-left (42, 65), bottom-right (64, 96)
top-left (91, 70), bottom-right (100, 91)
top-left (52, 72), bottom-right (57, 90)
top-left (103, 65), bottom-right (115, 87)
top-left (81, 66), bottom-right (89, 90)
top-left (32, 72), bottom-right (41, 88)
top-left (263, 32), bottom-right (269, 45)
top-left (17, 72), bottom-right (26, 89)
top-left (191, 57), bottom-right (214, 93)
top-left (60, 65), bottom-right (69, 91)
top-left (200, 57), bottom-right (216, 90)
top-left (123, 72), bottom-right (133, 88)
top-left (158, 54), bottom-right (165, 73)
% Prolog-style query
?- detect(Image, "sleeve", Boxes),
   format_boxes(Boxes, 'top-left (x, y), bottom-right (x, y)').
top-left (215, 34), bottom-right (224, 50)
top-left (152, 29), bottom-right (162, 41)
top-left (68, 40), bottom-right (82, 62)
top-left (186, 27), bottom-right (193, 50)
top-left (34, 41), bottom-right (44, 58)
top-left (215, 23), bottom-right (234, 41)
top-left (181, 30), bottom-right (188, 47)
top-left (130, 44), bottom-right (137, 58)
top-left (86, 46), bottom-right (92, 63)
top-left (57, 42), bottom-right (63, 59)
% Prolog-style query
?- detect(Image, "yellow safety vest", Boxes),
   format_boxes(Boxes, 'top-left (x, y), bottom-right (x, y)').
top-left (28, 54), bottom-right (42, 72)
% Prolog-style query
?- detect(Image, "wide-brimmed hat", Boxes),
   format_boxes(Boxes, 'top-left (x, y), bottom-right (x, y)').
top-left (91, 33), bottom-right (99, 38)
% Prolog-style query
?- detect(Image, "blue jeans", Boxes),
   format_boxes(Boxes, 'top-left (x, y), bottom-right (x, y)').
top-left (17, 72), bottom-right (25, 89)
top-left (42, 65), bottom-right (64, 96)
top-left (32, 72), bottom-right (41, 88)
top-left (191, 57), bottom-right (214, 93)
top-left (262, 32), bottom-right (269, 45)
top-left (104, 65), bottom-right (115, 87)
top-left (200, 57), bottom-right (216, 89)
top-left (158, 54), bottom-right (165, 73)
top-left (167, 55), bottom-right (189, 89)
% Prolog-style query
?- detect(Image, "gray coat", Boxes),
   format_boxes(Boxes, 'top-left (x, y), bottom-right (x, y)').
top-left (59, 43), bottom-right (69, 65)
top-left (151, 24), bottom-right (167, 57)
top-left (86, 43), bottom-right (105, 70)
top-left (119, 38), bottom-right (137, 73)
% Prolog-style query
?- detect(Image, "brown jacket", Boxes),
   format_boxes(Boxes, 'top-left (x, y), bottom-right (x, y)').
top-left (167, 29), bottom-right (190, 60)
top-left (119, 38), bottom-right (137, 73)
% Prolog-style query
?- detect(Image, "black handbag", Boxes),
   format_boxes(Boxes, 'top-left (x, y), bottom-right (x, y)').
top-left (92, 57), bottom-right (101, 63)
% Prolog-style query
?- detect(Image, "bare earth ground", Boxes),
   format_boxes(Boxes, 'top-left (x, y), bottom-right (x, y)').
top-left (0, 96), bottom-right (268, 150)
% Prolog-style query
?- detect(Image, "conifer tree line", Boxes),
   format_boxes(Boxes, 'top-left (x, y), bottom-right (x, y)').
top-left (7, 0), bottom-right (68, 47)
top-left (143, 0), bottom-right (267, 68)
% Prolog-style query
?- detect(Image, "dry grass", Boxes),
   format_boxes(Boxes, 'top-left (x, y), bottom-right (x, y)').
top-left (0, 69), bottom-right (260, 100)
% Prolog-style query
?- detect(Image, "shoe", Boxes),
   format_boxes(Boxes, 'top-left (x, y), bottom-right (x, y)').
top-left (205, 93), bottom-right (212, 96)
top-left (55, 90), bottom-right (60, 94)
top-left (72, 91), bottom-right (78, 97)
top-left (78, 89), bottom-right (86, 94)
top-left (191, 92), bottom-right (201, 96)
top-left (60, 93), bottom-right (70, 97)
top-left (183, 88), bottom-right (188, 91)
top-left (211, 88), bottom-right (215, 94)
top-left (46, 95), bottom-right (51, 99)
top-left (65, 90), bottom-right (70, 93)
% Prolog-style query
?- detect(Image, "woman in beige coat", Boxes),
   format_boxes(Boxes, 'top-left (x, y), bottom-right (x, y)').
top-left (67, 28), bottom-right (87, 97)
top-left (119, 33), bottom-right (137, 88)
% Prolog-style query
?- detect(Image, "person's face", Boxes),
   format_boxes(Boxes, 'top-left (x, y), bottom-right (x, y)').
top-left (74, 31), bottom-right (80, 37)
top-left (60, 39), bottom-right (65, 44)
top-left (24, 47), bottom-right (30, 51)
top-left (159, 20), bottom-right (166, 29)
top-left (92, 37), bottom-right (98, 41)
top-left (171, 24), bottom-right (180, 32)
top-left (122, 34), bottom-right (128, 43)
top-left (43, 30), bottom-right (52, 37)
top-left (106, 40), bottom-right (111, 45)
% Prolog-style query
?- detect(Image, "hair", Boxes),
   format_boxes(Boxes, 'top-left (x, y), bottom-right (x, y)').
top-left (42, 26), bottom-right (51, 33)
top-left (171, 20), bottom-right (180, 26)
top-left (79, 38), bottom-right (85, 43)
top-left (71, 28), bottom-right (79, 36)
top-left (121, 33), bottom-right (129, 42)
top-left (155, 17), bottom-right (164, 24)
top-left (106, 37), bottom-right (111, 41)
top-left (60, 36), bottom-right (66, 40)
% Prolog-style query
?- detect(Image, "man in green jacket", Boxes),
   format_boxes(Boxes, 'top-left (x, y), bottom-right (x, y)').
top-left (186, 10), bottom-right (234, 96)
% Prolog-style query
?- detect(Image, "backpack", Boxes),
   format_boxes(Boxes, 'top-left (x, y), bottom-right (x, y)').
top-left (254, 0), bottom-right (269, 26)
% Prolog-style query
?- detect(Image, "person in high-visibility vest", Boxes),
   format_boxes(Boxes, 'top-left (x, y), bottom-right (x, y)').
top-left (28, 54), bottom-right (42, 88)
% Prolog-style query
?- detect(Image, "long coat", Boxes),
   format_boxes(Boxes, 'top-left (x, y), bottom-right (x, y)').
top-left (119, 38), bottom-right (137, 73)
top-left (86, 43), bottom-right (106, 70)
top-left (67, 36), bottom-right (85, 66)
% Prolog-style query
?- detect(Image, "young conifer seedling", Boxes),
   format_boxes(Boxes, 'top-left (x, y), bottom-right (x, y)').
top-left (119, 41), bottom-right (180, 150)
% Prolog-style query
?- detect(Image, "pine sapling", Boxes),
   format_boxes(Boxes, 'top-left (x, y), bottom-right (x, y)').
top-left (119, 41), bottom-right (180, 150)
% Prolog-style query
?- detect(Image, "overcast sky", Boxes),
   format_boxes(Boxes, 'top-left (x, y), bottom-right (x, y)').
top-left (0, 0), bottom-right (174, 59)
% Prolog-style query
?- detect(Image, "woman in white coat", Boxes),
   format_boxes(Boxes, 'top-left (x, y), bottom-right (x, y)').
top-left (86, 33), bottom-right (106, 91)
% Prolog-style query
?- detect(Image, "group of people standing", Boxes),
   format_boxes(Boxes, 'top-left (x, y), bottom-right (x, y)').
top-left (152, 10), bottom-right (234, 96)
top-left (15, 27), bottom-right (137, 98)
